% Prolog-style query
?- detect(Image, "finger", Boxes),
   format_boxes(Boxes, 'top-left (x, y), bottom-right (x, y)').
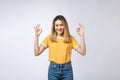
top-left (76, 27), bottom-right (80, 32)
top-left (79, 23), bottom-right (81, 26)
top-left (77, 27), bottom-right (80, 30)
top-left (80, 24), bottom-right (85, 28)
top-left (38, 24), bottom-right (40, 27)
top-left (77, 24), bottom-right (81, 29)
top-left (79, 23), bottom-right (84, 27)
top-left (37, 24), bottom-right (41, 29)
top-left (36, 24), bottom-right (39, 29)
top-left (40, 28), bottom-right (42, 32)
top-left (34, 26), bottom-right (35, 29)
top-left (34, 25), bottom-right (37, 30)
top-left (36, 24), bottom-right (38, 28)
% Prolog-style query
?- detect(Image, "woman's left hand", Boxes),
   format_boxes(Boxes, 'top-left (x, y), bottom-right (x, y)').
top-left (76, 24), bottom-right (85, 37)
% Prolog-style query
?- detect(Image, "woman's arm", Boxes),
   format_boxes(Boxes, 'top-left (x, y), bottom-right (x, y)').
top-left (34, 24), bottom-right (46, 56)
top-left (76, 24), bottom-right (86, 56)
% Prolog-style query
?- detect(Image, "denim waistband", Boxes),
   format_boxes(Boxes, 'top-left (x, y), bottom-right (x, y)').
top-left (50, 61), bottom-right (71, 67)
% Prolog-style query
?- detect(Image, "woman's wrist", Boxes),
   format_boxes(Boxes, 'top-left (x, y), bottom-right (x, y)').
top-left (35, 36), bottom-right (39, 39)
top-left (79, 34), bottom-right (84, 38)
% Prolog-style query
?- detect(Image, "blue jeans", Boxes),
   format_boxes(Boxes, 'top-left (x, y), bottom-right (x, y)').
top-left (48, 61), bottom-right (73, 80)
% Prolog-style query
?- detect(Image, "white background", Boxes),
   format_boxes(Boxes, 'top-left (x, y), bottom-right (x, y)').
top-left (0, 0), bottom-right (120, 80)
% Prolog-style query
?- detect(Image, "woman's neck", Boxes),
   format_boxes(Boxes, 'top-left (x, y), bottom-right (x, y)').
top-left (57, 34), bottom-right (63, 37)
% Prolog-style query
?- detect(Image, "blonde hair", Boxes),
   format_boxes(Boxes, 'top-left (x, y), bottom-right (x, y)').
top-left (50, 15), bottom-right (71, 43)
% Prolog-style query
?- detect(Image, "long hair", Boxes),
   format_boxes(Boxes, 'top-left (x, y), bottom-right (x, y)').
top-left (50, 15), bottom-right (71, 43)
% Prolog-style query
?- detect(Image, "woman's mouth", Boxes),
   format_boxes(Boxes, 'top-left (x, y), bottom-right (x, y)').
top-left (56, 29), bottom-right (63, 34)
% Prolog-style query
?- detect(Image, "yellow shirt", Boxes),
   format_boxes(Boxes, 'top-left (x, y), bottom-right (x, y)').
top-left (42, 35), bottom-right (78, 64)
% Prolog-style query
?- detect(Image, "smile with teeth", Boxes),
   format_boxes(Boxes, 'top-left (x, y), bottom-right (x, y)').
top-left (56, 29), bottom-right (63, 33)
top-left (57, 29), bottom-right (63, 31)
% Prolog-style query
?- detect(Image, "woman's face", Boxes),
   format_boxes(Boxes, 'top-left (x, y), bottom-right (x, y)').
top-left (55, 20), bottom-right (64, 37)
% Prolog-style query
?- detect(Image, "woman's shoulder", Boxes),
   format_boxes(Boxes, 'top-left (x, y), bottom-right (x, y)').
top-left (43, 34), bottom-right (51, 40)
top-left (45, 34), bottom-right (51, 38)
top-left (70, 35), bottom-right (77, 41)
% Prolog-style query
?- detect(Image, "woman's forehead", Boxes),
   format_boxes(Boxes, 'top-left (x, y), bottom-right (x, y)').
top-left (55, 20), bottom-right (63, 24)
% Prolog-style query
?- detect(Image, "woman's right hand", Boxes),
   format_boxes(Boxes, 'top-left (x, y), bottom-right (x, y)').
top-left (34, 24), bottom-right (42, 37)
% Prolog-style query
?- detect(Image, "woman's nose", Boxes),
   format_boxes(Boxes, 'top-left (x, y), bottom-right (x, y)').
top-left (57, 26), bottom-right (61, 29)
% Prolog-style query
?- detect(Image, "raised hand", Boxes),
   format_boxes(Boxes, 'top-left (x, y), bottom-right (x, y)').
top-left (34, 24), bottom-right (42, 37)
top-left (76, 24), bottom-right (85, 37)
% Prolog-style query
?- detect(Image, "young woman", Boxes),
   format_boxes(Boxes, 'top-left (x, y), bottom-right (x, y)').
top-left (34, 15), bottom-right (86, 80)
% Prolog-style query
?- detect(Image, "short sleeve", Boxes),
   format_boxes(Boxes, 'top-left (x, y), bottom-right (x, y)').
top-left (71, 36), bottom-right (79, 49)
top-left (42, 35), bottom-right (50, 48)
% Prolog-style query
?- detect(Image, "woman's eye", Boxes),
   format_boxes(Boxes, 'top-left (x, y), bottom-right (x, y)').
top-left (60, 24), bottom-right (63, 26)
top-left (55, 24), bottom-right (58, 26)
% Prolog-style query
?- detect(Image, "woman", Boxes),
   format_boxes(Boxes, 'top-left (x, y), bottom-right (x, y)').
top-left (34, 15), bottom-right (86, 80)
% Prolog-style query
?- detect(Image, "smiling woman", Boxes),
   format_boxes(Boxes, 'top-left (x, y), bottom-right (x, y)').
top-left (0, 0), bottom-right (120, 80)
top-left (34, 15), bottom-right (86, 80)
